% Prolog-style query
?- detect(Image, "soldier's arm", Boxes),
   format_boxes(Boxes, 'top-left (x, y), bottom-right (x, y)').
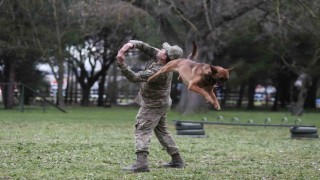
top-left (129, 40), bottom-right (159, 58)
top-left (116, 40), bottom-right (160, 82)
top-left (117, 63), bottom-right (158, 82)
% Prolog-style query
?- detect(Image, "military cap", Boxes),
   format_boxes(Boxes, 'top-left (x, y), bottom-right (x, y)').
top-left (162, 42), bottom-right (183, 60)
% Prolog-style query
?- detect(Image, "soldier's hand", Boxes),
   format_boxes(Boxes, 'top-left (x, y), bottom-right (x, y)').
top-left (117, 42), bottom-right (134, 64)
top-left (117, 52), bottom-right (125, 64)
top-left (119, 43), bottom-right (133, 54)
top-left (124, 42), bottom-right (134, 51)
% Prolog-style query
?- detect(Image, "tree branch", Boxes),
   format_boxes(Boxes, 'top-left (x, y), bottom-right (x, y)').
top-left (167, 0), bottom-right (198, 33)
top-left (204, 0), bottom-right (268, 38)
top-left (121, 0), bottom-right (183, 45)
top-left (203, 0), bottom-right (213, 31)
top-left (296, 0), bottom-right (320, 19)
top-left (269, 47), bottom-right (299, 74)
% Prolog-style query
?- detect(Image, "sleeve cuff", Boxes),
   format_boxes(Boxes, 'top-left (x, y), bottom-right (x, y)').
top-left (117, 62), bottom-right (128, 70)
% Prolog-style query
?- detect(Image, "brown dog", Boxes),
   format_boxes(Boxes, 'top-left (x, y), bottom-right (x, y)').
top-left (147, 42), bottom-right (232, 110)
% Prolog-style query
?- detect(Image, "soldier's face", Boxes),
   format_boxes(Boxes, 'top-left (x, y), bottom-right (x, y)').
top-left (156, 49), bottom-right (167, 63)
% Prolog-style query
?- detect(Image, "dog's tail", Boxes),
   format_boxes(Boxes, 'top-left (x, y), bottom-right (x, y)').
top-left (187, 41), bottom-right (198, 60)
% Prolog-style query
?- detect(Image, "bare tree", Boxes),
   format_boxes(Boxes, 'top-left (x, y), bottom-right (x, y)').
top-left (65, 1), bottom-right (143, 106)
top-left (21, 0), bottom-right (83, 107)
top-left (267, 0), bottom-right (320, 115)
top-left (121, 0), bottom-right (271, 113)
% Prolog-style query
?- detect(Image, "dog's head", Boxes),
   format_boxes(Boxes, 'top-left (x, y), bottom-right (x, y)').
top-left (207, 66), bottom-right (233, 87)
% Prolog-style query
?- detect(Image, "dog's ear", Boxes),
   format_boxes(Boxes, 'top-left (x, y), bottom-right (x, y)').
top-left (227, 67), bottom-right (234, 72)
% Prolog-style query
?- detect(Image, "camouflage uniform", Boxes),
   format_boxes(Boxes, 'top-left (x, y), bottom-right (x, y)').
top-left (117, 40), bottom-right (180, 155)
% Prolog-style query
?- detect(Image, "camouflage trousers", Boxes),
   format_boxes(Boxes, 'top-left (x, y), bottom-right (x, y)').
top-left (134, 106), bottom-right (179, 155)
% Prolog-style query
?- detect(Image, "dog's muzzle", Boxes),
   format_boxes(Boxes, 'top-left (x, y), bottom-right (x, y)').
top-left (214, 78), bottom-right (228, 88)
top-left (204, 76), bottom-right (228, 88)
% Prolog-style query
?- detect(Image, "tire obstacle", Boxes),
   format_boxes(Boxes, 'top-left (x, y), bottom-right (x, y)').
top-left (175, 122), bottom-right (207, 138)
top-left (290, 127), bottom-right (318, 138)
top-left (174, 116), bottom-right (318, 139)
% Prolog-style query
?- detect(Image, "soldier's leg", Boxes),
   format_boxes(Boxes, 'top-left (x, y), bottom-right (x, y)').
top-left (134, 107), bottom-right (164, 153)
top-left (154, 113), bottom-right (184, 168)
top-left (123, 107), bottom-right (163, 172)
top-left (154, 113), bottom-right (179, 155)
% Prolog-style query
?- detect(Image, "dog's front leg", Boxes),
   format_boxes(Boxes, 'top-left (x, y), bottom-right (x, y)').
top-left (188, 84), bottom-right (216, 107)
top-left (207, 87), bottom-right (220, 110)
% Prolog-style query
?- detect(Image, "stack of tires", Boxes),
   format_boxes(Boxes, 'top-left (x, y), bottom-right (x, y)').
top-left (175, 122), bottom-right (206, 138)
top-left (290, 126), bottom-right (319, 139)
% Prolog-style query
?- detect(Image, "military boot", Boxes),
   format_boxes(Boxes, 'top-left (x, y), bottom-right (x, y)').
top-left (163, 153), bottom-right (184, 168)
top-left (123, 152), bottom-right (150, 172)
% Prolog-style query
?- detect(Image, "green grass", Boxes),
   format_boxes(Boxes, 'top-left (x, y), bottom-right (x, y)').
top-left (0, 106), bottom-right (319, 179)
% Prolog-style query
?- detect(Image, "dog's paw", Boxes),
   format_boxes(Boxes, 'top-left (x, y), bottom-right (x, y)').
top-left (213, 103), bottom-right (221, 110)
top-left (214, 106), bottom-right (221, 110)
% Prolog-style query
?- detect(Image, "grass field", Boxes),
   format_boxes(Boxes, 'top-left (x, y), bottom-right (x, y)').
top-left (0, 106), bottom-right (319, 179)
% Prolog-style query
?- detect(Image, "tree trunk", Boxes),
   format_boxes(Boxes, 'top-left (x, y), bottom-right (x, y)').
top-left (97, 37), bottom-right (110, 107)
top-left (97, 72), bottom-right (106, 107)
top-left (52, 0), bottom-right (64, 108)
top-left (108, 63), bottom-right (118, 104)
top-left (220, 88), bottom-right (227, 107)
top-left (272, 81), bottom-right (281, 111)
top-left (64, 61), bottom-right (71, 104)
top-left (290, 73), bottom-right (309, 116)
top-left (237, 83), bottom-right (245, 108)
top-left (3, 59), bottom-right (16, 109)
top-left (69, 68), bottom-right (74, 104)
top-left (74, 80), bottom-right (78, 104)
top-left (247, 78), bottom-right (256, 109)
top-left (280, 77), bottom-right (292, 109)
top-left (175, 86), bottom-right (208, 114)
top-left (57, 59), bottom-right (64, 107)
top-left (305, 77), bottom-right (318, 109)
top-left (81, 85), bottom-right (91, 106)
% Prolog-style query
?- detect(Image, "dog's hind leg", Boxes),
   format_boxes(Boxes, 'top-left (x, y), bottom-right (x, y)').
top-left (147, 60), bottom-right (179, 82)
top-left (147, 67), bottom-right (173, 82)
top-left (147, 70), bottom-right (165, 82)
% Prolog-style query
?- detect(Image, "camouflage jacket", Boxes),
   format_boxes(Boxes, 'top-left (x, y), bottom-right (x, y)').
top-left (117, 40), bottom-right (173, 108)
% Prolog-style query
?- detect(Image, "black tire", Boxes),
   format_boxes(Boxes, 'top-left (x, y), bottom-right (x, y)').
top-left (290, 127), bottom-right (318, 134)
top-left (175, 122), bottom-right (203, 130)
top-left (177, 129), bottom-right (205, 135)
top-left (291, 133), bottom-right (319, 138)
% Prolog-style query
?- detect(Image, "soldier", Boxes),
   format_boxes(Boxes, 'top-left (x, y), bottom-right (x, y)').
top-left (116, 40), bottom-right (184, 172)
